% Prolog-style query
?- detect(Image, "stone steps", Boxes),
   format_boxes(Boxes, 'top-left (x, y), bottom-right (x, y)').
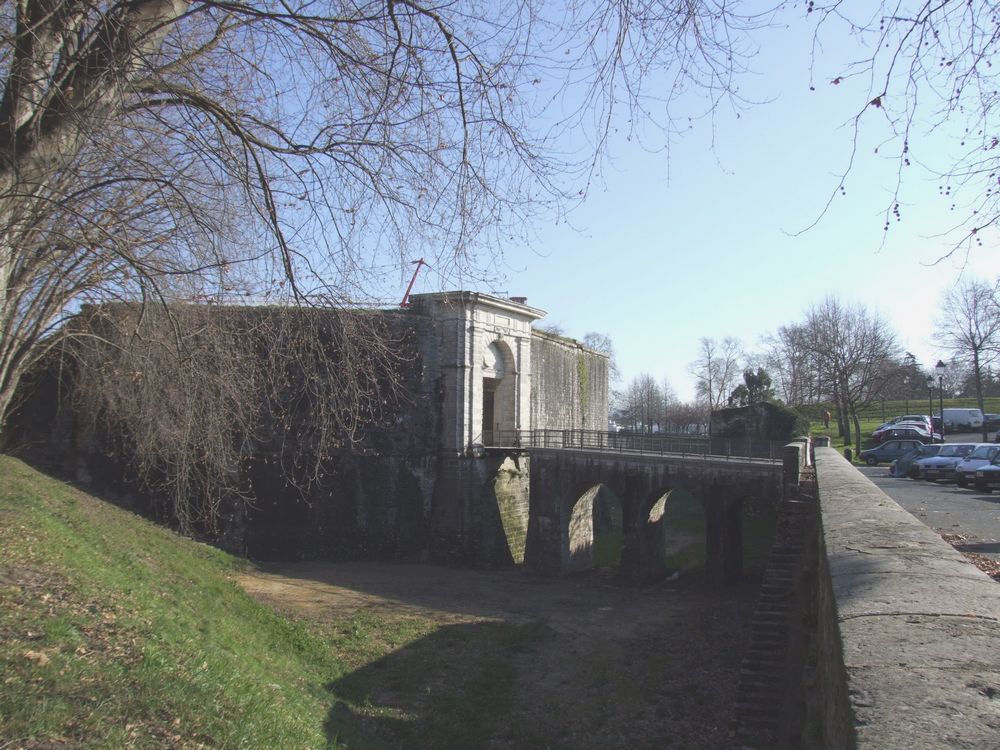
top-left (732, 471), bottom-right (819, 749)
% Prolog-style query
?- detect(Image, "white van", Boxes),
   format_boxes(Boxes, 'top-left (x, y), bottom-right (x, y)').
top-left (940, 408), bottom-right (984, 431)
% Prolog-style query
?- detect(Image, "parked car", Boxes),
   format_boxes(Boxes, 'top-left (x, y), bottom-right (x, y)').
top-left (873, 423), bottom-right (921, 442)
top-left (872, 415), bottom-right (933, 442)
top-left (914, 443), bottom-right (978, 481)
top-left (875, 426), bottom-right (937, 444)
top-left (954, 444), bottom-right (1000, 487)
top-left (938, 408), bottom-right (985, 431)
top-left (984, 413), bottom-right (1000, 431)
top-left (886, 422), bottom-right (942, 442)
top-left (890, 443), bottom-right (943, 478)
top-left (860, 439), bottom-right (925, 466)
top-left (973, 460), bottom-right (1000, 492)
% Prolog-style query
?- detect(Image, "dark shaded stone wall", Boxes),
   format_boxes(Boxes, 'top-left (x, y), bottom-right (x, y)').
top-left (6, 304), bottom-right (536, 568)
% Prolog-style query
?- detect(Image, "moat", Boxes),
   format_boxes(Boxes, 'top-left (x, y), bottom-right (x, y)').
top-left (237, 562), bottom-right (758, 749)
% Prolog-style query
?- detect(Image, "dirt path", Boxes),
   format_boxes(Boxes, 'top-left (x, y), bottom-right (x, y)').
top-left (236, 562), bottom-right (758, 749)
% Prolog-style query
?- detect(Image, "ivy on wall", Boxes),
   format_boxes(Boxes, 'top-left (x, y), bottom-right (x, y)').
top-left (577, 353), bottom-right (590, 419)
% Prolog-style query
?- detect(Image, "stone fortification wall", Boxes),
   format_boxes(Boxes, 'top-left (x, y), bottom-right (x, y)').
top-left (529, 331), bottom-right (609, 431)
top-left (11, 294), bottom-right (608, 567)
top-left (9, 300), bottom-right (540, 567)
top-left (812, 447), bottom-right (1000, 749)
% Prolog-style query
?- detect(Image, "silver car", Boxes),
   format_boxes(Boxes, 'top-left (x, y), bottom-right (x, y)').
top-left (915, 443), bottom-right (978, 482)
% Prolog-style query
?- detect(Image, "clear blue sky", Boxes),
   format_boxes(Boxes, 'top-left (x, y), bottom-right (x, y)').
top-left (407, 8), bottom-right (1000, 401)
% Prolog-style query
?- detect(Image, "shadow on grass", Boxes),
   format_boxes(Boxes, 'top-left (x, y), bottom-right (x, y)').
top-left (324, 619), bottom-right (552, 750)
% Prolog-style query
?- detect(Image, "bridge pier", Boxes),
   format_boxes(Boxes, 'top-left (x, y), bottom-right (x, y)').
top-left (618, 475), bottom-right (667, 584)
top-left (704, 486), bottom-right (744, 585)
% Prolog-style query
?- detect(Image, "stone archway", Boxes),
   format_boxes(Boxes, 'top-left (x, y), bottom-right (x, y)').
top-left (565, 484), bottom-right (623, 574)
top-left (482, 340), bottom-right (516, 446)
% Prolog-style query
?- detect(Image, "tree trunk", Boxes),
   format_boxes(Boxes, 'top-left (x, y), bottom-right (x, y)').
top-left (973, 350), bottom-right (988, 442)
top-left (839, 400), bottom-right (852, 446)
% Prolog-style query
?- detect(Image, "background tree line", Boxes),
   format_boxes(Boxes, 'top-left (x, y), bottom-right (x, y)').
top-left (4, 0), bottom-right (1000, 530)
top-left (610, 277), bottom-right (1000, 455)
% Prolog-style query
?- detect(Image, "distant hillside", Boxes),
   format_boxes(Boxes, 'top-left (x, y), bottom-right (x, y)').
top-left (0, 456), bottom-right (339, 748)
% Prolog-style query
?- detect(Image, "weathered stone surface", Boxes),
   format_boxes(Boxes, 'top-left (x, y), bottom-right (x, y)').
top-left (529, 329), bottom-right (608, 433)
top-left (813, 447), bottom-right (1000, 749)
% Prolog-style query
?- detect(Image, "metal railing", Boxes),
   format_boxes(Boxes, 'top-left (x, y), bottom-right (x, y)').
top-left (489, 429), bottom-right (785, 461)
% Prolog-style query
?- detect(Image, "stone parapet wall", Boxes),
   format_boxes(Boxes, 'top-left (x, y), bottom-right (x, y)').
top-left (813, 447), bottom-right (1000, 748)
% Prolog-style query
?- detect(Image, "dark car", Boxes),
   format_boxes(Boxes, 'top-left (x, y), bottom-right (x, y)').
top-left (860, 439), bottom-right (925, 466)
top-left (872, 417), bottom-right (933, 443)
top-left (985, 413), bottom-right (1000, 431)
top-left (876, 427), bottom-right (937, 444)
top-left (890, 443), bottom-right (943, 478)
top-left (954, 444), bottom-right (1000, 487)
top-left (974, 461), bottom-right (1000, 492)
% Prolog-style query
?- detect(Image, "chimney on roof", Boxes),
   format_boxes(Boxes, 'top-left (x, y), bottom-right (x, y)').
top-left (510, 296), bottom-right (527, 305)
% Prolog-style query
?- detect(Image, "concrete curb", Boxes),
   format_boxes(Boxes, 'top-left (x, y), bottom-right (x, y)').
top-left (814, 446), bottom-right (1000, 749)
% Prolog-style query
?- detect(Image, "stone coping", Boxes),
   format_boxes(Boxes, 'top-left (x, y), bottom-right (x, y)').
top-left (814, 447), bottom-right (1000, 749)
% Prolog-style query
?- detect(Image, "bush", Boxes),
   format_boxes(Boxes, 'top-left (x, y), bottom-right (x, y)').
top-left (711, 401), bottom-right (809, 441)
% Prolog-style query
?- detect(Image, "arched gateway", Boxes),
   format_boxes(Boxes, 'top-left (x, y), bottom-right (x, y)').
top-left (411, 292), bottom-right (543, 453)
top-left (482, 340), bottom-right (517, 445)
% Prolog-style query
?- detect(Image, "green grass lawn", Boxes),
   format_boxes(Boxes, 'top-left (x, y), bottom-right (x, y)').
top-left (0, 456), bottom-right (544, 749)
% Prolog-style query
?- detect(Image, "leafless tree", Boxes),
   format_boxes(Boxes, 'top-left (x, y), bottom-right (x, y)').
top-left (688, 336), bottom-right (742, 413)
top-left (66, 303), bottom-right (407, 534)
top-left (0, 0), bottom-right (775, 444)
top-left (0, 1), bottom-right (781, 530)
top-left (803, 297), bottom-right (900, 456)
top-left (761, 324), bottom-right (828, 406)
top-left (935, 278), bottom-right (1000, 440)
top-left (656, 375), bottom-right (678, 431)
top-left (807, 2), bottom-right (1000, 256)
top-left (620, 373), bottom-right (664, 433)
top-left (583, 332), bottom-right (620, 385)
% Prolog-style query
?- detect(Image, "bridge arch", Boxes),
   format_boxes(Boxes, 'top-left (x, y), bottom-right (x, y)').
top-left (642, 485), bottom-right (707, 578)
top-left (526, 450), bottom-right (783, 583)
top-left (566, 483), bottom-right (623, 573)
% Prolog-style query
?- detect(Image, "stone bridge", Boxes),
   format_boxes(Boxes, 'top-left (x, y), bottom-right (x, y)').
top-left (482, 443), bottom-right (788, 585)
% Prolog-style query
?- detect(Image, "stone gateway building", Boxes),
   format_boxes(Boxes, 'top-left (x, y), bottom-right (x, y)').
top-left (15, 292), bottom-right (610, 568)
top-left (410, 292), bottom-right (609, 452)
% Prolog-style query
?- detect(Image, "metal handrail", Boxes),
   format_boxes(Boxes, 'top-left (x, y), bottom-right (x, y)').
top-left (489, 429), bottom-right (785, 461)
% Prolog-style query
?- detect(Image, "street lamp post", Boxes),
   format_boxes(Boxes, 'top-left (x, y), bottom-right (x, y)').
top-left (904, 375), bottom-right (910, 413)
top-left (936, 360), bottom-right (947, 440)
top-left (926, 375), bottom-right (934, 435)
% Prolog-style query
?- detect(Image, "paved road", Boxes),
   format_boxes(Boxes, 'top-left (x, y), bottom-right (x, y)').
top-left (857, 436), bottom-right (1000, 563)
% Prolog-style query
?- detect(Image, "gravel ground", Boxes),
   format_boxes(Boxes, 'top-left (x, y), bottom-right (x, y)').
top-left (238, 562), bottom-right (759, 749)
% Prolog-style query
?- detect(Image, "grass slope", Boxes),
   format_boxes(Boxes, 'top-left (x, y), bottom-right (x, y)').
top-left (0, 457), bottom-right (542, 749)
top-left (0, 455), bottom-right (341, 748)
